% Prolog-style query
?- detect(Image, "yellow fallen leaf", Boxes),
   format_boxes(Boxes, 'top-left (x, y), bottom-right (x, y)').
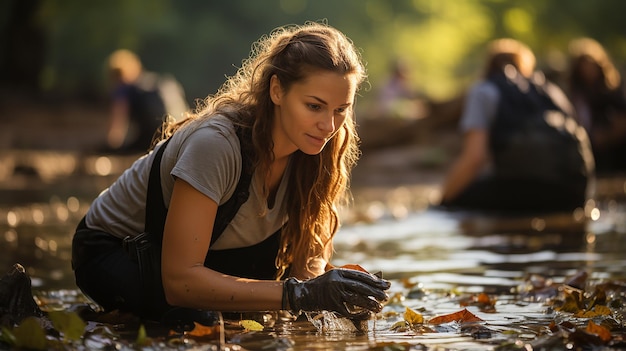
top-left (592, 305), bottom-right (611, 316)
top-left (404, 306), bottom-right (424, 325)
top-left (574, 304), bottom-right (613, 318)
top-left (240, 319), bottom-right (264, 331)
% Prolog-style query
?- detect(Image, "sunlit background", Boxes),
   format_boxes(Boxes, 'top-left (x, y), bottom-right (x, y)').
top-left (1, 2), bottom-right (626, 348)
top-left (3, 0), bottom-right (626, 103)
top-left (1, 0), bottom-right (625, 284)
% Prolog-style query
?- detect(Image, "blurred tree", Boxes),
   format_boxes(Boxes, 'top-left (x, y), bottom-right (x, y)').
top-left (1, 0), bottom-right (625, 106)
top-left (0, 0), bottom-right (46, 94)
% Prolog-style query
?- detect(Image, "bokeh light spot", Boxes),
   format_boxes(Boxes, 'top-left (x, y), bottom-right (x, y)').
top-left (7, 211), bottom-right (19, 227)
top-left (67, 197), bottom-right (80, 213)
top-left (95, 156), bottom-right (112, 176)
top-left (503, 7), bottom-right (533, 35)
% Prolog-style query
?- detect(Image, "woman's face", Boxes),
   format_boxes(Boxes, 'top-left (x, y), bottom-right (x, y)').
top-left (270, 70), bottom-right (357, 157)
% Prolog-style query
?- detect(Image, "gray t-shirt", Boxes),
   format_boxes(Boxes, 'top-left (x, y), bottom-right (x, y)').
top-left (459, 80), bottom-right (500, 132)
top-left (86, 115), bottom-right (288, 250)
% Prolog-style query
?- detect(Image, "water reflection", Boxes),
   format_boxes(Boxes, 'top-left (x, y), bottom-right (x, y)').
top-left (334, 198), bottom-right (625, 292)
top-left (0, 196), bottom-right (87, 290)
top-left (1, 178), bottom-right (624, 293)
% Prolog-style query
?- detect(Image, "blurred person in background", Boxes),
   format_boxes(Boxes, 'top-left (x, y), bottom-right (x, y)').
top-left (567, 37), bottom-right (626, 174)
top-left (105, 49), bottom-right (188, 154)
top-left (375, 58), bottom-right (427, 119)
top-left (439, 38), bottom-right (594, 214)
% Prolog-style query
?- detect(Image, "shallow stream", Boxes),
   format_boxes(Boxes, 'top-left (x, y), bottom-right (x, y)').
top-left (1, 156), bottom-right (625, 350)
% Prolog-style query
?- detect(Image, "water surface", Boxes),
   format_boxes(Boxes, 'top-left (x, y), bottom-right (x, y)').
top-left (1, 159), bottom-right (625, 350)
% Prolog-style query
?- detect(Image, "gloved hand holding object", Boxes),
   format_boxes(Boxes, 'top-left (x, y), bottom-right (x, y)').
top-left (283, 268), bottom-right (391, 319)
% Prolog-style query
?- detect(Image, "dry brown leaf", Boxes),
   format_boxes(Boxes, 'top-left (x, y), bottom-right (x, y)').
top-left (428, 308), bottom-right (483, 324)
top-left (187, 322), bottom-right (220, 337)
top-left (339, 264), bottom-right (369, 273)
top-left (586, 320), bottom-right (611, 343)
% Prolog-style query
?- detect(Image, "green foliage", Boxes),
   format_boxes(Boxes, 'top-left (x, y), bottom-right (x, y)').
top-left (12, 317), bottom-right (47, 350)
top-left (136, 323), bottom-right (151, 346)
top-left (49, 310), bottom-right (86, 342)
top-left (0, 326), bottom-right (17, 346)
top-left (0, 312), bottom-right (86, 349)
top-left (3, 0), bottom-right (626, 103)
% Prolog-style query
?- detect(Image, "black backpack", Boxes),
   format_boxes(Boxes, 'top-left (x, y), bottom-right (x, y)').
top-left (122, 72), bottom-right (169, 152)
top-left (488, 67), bottom-right (592, 184)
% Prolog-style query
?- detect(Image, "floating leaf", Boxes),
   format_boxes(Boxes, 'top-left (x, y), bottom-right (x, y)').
top-left (477, 292), bottom-right (491, 304)
top-left (0, 326), bottom-right (16, 345)
top-left (574, 305), bottom-right (611, 318)
top-left (428, 308), bottom-right (483, 324)
top-left (240, 319), bottom-right (264, 331)
top-left (557, 290), bottom-right (584, 313)
top-left (48, 310), bottom-right (86, 341)
top-left (404, 306), bottom-right (423, 325)
top-left (586, 321), bottom-right (611, 342)
top-left (187, 322), bottom-right (220, 337)
top-left (592, 305), bottom-right (611, 316)
top-left (459, 293), bottom-right (496, 313)
top-left (136, 324), bottom-right (151, 346)
top-left (563, 271), bottom-right (588, 290)
top-left (13, 317), bottom-right (47, 350)
top-left (339, 264), bottom-right (369, 273)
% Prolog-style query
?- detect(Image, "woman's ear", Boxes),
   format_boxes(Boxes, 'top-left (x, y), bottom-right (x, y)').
top-left (270, 75), bottom-right (282, 105)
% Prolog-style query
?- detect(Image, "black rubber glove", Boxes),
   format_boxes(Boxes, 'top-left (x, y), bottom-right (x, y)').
top-left (283, 268), bottom-right (391, 320)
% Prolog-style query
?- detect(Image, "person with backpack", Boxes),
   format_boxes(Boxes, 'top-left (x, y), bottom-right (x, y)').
top-left (72, 22), bottom-right (390, 329)
top-left (439, 38), bottom-right (594, 214)
top-left (106, 49), bottom-right (188, 154)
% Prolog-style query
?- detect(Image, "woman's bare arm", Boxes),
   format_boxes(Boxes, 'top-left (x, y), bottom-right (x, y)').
top-left (440, 129), bottom-right (489, 203)
top-left (161, 178), bottom-right (283, 311)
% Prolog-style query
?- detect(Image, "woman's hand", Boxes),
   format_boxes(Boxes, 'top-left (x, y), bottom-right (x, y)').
top-left (283, 268), bottom-right (390, 320)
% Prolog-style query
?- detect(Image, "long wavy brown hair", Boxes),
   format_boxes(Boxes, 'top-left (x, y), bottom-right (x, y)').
top-left (154, 22), bottom-right (366, 279)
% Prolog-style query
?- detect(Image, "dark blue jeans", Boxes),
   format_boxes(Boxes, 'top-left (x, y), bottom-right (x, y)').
top-left (72, 217), bottom-right (282, 321)
top-left (72, 217), bottom-right (144, 315)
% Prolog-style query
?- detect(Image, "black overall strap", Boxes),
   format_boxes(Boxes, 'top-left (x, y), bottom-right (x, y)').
top-left (144, 126), bottom-right (254, 248)
top-left (210, 126), bottom-right (254, 245)
top-left (145, 138), bottom-right (171, 236)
